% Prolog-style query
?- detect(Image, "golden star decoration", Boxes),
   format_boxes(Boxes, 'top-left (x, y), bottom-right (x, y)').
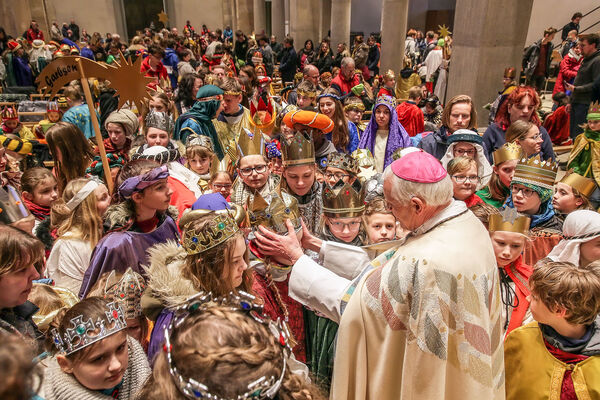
top-left (438, 24), bottom-right (452, 38)
top-left (107, 52), bottom-right (154, 112)
top-left (158, 10), bottom-right (169, 25)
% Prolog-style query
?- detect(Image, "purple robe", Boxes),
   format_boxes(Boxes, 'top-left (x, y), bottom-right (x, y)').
top-left (79, 217), bottom-right (179, 298)
top-left (13, 55), bottom-right (34, 87)
top-left (358, 96), bottom-right (411, 170)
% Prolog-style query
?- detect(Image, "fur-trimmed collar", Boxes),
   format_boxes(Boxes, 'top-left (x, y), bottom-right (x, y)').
top-left (103, 201), bottom-right (179, 233)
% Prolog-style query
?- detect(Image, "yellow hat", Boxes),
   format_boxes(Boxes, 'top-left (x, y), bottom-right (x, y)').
top-left (560, 171), bottom-right (597, 198)
top-left (489, 207), bottom-right (531, 235)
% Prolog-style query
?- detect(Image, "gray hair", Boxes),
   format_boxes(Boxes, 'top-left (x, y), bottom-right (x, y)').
top-left (382, 165), bottom-right (453, 207)
top-left (341, 57), bottom-right (355, 68)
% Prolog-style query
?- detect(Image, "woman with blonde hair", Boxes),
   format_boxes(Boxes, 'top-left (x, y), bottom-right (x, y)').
top-left (505, 119), bottom-right (543, 158)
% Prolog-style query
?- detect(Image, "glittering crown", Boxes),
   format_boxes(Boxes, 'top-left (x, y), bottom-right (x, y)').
top-left (489, 207), bottom-right (531, 235)
top-left (326, 152), bottom-right (359, 174)
top-left (1, 106), bottom-right (18, 120)
top-left (182, 213), bottom-right (240, 255)
top-left (46, 101), bottom-right (60, 113)
top-left (187, 135), bottom-right (214, 152)
top-left (237, 128), bottom-right (265, 158)
top-left (492, 142), bottom-right (522, 165)
top-left (512, 155), bottom-right (558, 190)
top-left (145, 110), bottom-right (174, 133)
top-left (322, 179), bottom-right (365, 217)
top-left (351, 148), bottom-right (375, 168)
top-left (103, 268), bottom-right (145, 319)
top-left (281, 131), bottom-right (315, 166)
top-left (560, 171), bottom-right (597, 198)
top-left (51, 302), bottom-right (127, 355)
top-left (247, 191), bottom-right (301, 234)
top-left (0, 185), bottom-right (31, 224)
top-left (383, 69), bottom-right (396, 80)
top-left (376, 95), bottom-right (396, 109)
top-left (588, 101), bottom-right (600, 120)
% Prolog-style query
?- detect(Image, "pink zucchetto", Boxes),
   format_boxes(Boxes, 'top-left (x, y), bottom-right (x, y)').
top-left (390, 149), bottom-right (447, 183)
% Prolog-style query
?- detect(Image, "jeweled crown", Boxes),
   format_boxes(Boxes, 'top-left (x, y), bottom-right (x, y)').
top-left (560, 170), bottom-right (597, 198)
top-left (322, 179), bottom-right (365, 217)
top-left (588, 101), bottom-right (600, 120)
top-left (351, 149), bottom-right (375, 169)
top-left (1, 105), bottom-right (18, 120)
top-left (489, 207), bottom-right (531, 235)
top-left (512, 155), bottom-right (558, 190)
top-left (492, 142), bottom-right (522, 165)
top-left (326, 152), bottom-right (359, 174)
top-left (145, 110), bottom-right (174, 134)
top-left (375, 95), bottom-right (396, 109)
top-left (247, 191), bottom-right (301, 234)
top-left (237, 128), bottom-right (265, 158)
top-left (182, 213), bottom-right (240, 255)
top-left (103, 268), bottom-right (145, 319)
top-left (187, 135), bottom-right (214, 152)
top-left (281, 131), bottom-right (315, 166)
top-left (51, 301), bottom-right (127, 355)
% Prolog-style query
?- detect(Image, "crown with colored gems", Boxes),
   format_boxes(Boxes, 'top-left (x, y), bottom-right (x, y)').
top-left (560, 170), bottom-right (597, 198)
top-left (322, 179), bottom-right (365, 218)
top-left (587, 101), bottom-right (600, 121)
top-left (103, 268), bottom-right (145, 319)
top-left (51, 302), bottom-right (127, 356)
top-left (376, 94), bottom-right (396, 109)
top-left (237, 128), bottom-right (265, 158)
top-left (281, 131), bottom-right (315, 166)
top-left (489, 207), bottom-right (531, 235)
top-left (164, 291), bottom-right (291, 400)
top-left (187, 134), bottom-right (214, 152)
top-left (326, 152), bottom-right (359, 174)
top-left (1, 105), bottom-right (18, 120)
top-left (182, 213), bottom-right (240, 255)
top-left (351, 148), bottom-right (375, 169)
top-left (247, 191), bottom-right (302, 234)
top-left (512, 155), bottom-right (558, 190)
top-left (492, 142), bottom-right (522, 165)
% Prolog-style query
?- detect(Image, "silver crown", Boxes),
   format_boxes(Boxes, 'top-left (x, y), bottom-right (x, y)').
top-left (145, 110), bottom-right (174, 133)
top-left (51, 302), bottom-right (128, 355)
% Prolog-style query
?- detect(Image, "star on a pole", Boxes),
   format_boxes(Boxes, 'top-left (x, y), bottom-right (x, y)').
top-left (158, 10), bottom-right (169, 25)
top-left (438, 24), bottom-right (452, 38)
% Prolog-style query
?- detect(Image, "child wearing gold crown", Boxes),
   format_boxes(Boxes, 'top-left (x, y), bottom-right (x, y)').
top-left (552, 171), bottom-right (596, 216)
top-left (567, 101), bottom-right (600, 207)
top-left (40, 297), bottom-right (151, 399)
top-left (33, 101), bottom-right (63, 139)
top-left (477, 142), bottom-right (522, 208)
top-left (1, 106), bottom-right (35, 140)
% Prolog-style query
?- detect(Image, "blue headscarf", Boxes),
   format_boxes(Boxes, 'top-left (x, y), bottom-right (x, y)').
top-left (358, 96), bottom-right (411, 170)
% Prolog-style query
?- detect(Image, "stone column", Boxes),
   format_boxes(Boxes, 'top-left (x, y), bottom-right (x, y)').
top-left (235, 0), bottom-right (254, 35)
top-left (222, 0), bottom-right (234, 31)
top-left (253, 0), bottom-right (266, 35)
top-left (446, 0), bottom-right (534, 125)
top-left (289, 0), bottom-right (319, 50)
top-left (379, 0), bottom-right (409, 75)
top-left (271, 0), bottom-right (285, 40)
top-left (330, 0), bottom-right (350, 49)
top-left (320, 0), bottom-right (331, 41)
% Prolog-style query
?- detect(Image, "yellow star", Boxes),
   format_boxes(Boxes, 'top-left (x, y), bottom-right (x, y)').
top-left (158, 10), bottom-right (169, 25)
top-left (107, 52), bottom-right (154, 112)
top-left (438, 24), bottom-right (452, 38)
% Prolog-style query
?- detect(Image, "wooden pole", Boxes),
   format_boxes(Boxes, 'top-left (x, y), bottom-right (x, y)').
top-left (76, 57), bottom-right (114, 194)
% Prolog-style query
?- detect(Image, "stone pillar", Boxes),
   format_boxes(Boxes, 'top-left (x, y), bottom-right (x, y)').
top-left (271, 0), bottom-right (285, 40)
top-left (289, 0), bottom-right (319, 51)
top-left (253, 0), bottom-right (266, 35)
top-left (235, 0), bottom-right (254, 35)
top-left (330, 0), bottom-right (350, 49)
top-left (446, 0), bottom-right (534, 125)
top-left (223, 0), bottom-right (234, 31)
top-left (379, 0), bottom-right (409, 75)
top-left (320, 0), bottom-right (331, 41)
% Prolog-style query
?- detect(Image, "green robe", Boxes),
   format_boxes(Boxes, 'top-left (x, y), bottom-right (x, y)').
top-left (567, 128), bottom-right (600, 186)
top-left (476, 186), bottom-right (509, 208)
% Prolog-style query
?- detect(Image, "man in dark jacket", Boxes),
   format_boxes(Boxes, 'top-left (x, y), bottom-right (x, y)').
top-left (69, 19), bottom-right (80, 42)
top-left (561, 12), bottom-right (582, 41)
top-left (271, 35), bottom-right (283, 62)
top-left (233, 30), bottom-right (248, 65)
top-left (366, 35), bottom-right (380, 82)
top-left (565, 33), bottom-right (600, 139)
top-left (279, 36), bottom-right (298, 84)
top-left (522, 27), bottom-right (557, 92)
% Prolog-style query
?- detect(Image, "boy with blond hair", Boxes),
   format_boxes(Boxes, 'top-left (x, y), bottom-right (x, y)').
top-left (504, 260), bottom-right (600, 399)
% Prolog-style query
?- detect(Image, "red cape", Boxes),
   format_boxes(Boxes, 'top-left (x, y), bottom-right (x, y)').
top-left (396, 101), bottom-right (424, 137)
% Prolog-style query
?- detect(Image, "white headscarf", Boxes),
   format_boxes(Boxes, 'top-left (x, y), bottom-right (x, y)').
top-left (547, 210), bottom-right (600, 265)
top-left (440, 130), bottom-right (493, 189)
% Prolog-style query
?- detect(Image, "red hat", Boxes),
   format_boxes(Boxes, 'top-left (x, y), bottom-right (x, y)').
top-left (1, 106), bottom-right (18, 121)
top-left (390, 149), bottom-right (447, 183)
top-left (7, 40), bottom-right (21, 52)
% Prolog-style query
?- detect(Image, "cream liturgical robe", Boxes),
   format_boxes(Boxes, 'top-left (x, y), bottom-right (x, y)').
top-left (331, 204), bottom-right (505, 400)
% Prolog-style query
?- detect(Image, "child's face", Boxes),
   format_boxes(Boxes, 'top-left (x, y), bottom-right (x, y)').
top-left (4, 120), bottom-right (18, 130)
top-left (0, 263), bottom-right (39, 308)
top-left (107, 123), bottom-right (127, 149)
top-left (145, 127), bottom-right (170, 148)
top-left (588, 119), bottom-right (600, 132)
top-left (345, 109), bottom-right (362, 124)
top-left (490, 231), bottom-right (525, 267)
top-left (189, 155), bottom-right (211, 175)
top-left (48, 111), bottom-right (61, 123)
top-left (579, 237), bottom-right (600, 267)
top-left (511, 184), bottom-right (541, 215)
top-left (269, 158), bottom-right (283, 176)
top-left (384, 77), bottom-right (395, 87)
top-left (134, 178), bottom-right (173, 212)
top-left (283, 164), bottom-right (315, 196)
top-left (221, 235), bottom-right (248, 289)
top-left (95, 184), bottom-right (111, 216)
top-left (59, 331), bottom-right (128, 390)
top-left (527, 290), bottom-right (561, 327)
top-left (326, 216), bottom-right (361, 243)
top-left (324, 166), bottom-right (354, 187)
top-left (32, 177), bottom-right (59, 208)
top-left (210, 175), bottom-right (233, 199)
top-left (365, 213), bottom-right (396, 243)
top-left (296, 94), bottom-right (314, 109)
top-left (552, 182), bottom-right (582, 214)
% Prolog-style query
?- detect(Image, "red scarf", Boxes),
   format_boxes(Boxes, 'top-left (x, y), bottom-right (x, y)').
top-left (544, 339), bottom-right (589, 400)
top-left (503, 255), bottom-right (533, 336)
top-left (22, 197), bottom-right (50, 221)
top-left (135, 215), bottom-right (159, 233)
top-left (464, 193), bottom-right (484, 208)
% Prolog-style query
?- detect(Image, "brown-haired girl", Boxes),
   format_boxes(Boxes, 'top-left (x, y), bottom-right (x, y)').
top-left (46, 178), bottom-right (110, 294)
top-left (505, 119), bottom-right (543, 158)
top-left (185, 135), bottom-right (215, 191)
top-left (46, 121), bottom-right (94, 194)
top-left (138, 296), bottom-right (324, 400)
top-left (477, 142), bottom-right (521, 208)
top-left (317, 89), bottom-right (359, 153)
top-left (143, 211), bottom-right (250, 362)
top-left (21, 167), bottom-right (58, 231)
top-left (41, 297), bottom-right (150, 399)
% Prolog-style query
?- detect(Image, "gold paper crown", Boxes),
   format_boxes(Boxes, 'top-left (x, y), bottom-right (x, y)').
top-left (237, 128), bottom-right (265, 158)
top-left (383, 69), bottom-right (396, 80)
top-left (182, 213), bottom-right (240, 255)
top-left (489, 207), bottom-right (531, 235)
top-left (322, 179), bottom-right (365, 217)
top-left (351, 148), bottom-right (375, 168)
top-left (512, 155), bottom-right (558, 190)
top-left (560, 171), bottom-right (597, 198)
top-left (282, 131), bottom-right (315, 166)
top-left (588, 101), bottom-right (600, 120)
top-left (103, 268), bottom-right (145, 319)
top-left (492, 142), bottom-right (522, 165)
top-left (326, 152), bottom-right (359, 174)
top-left (247, 191), bottom-right (302, 234)
top-left (297, 88), bottom-right (317, 98)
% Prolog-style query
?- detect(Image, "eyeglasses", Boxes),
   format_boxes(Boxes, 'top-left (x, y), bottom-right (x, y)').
top-left (329, 220), bottom-right (361, 230)
top-left (239, 164), bottom-right (268, 176)
top-left (212, 183), bottom-right (232, 189)
top-left (511, 186), bottom-right (536, 198)
top-left (454, 148), bottom-right (476, 157)
top-left (526, 133), bottom-right (542, 141)
top-left (324, 172), bottom-right (350, 181)
top-left (451, 175), bottom-right (480, 184)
